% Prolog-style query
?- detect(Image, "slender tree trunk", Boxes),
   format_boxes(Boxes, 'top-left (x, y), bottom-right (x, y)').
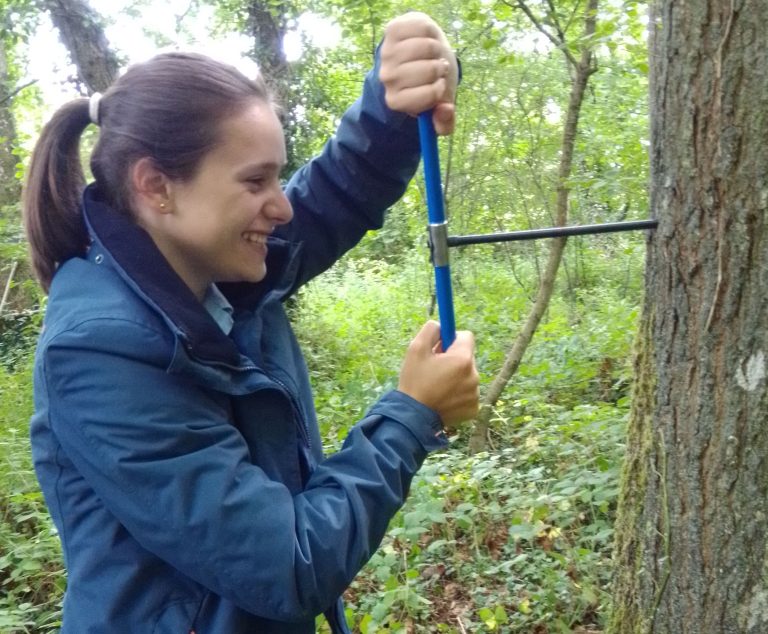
top-left (469, 0), bottom-right (598, 453)
top-left (43, 0), bottom-right (120, 93)
top-left (0, 34), bottom-right (20, 209)
top-left (609, 0), bottom-right (768, 631)
top-left (0, 259), bottom-right (18, 317)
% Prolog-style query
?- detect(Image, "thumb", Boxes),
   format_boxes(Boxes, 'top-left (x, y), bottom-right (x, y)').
top-left (432, 103), bottom-right (456, 136)
top-left (412, 320), bottom-right (442, 354)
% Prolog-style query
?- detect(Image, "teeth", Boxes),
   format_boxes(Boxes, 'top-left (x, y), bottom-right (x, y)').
top-left (243, 232), bottom-right (267, 245)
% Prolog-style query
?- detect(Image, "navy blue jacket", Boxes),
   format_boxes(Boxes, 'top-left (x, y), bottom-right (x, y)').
top-left (30, 57), bottom-right (448, 633)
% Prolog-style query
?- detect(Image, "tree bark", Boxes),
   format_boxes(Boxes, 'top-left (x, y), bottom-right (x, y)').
top-left (468, 0), bottom-right (598, 453)
top-left (609, 0), bottom-right (768, 631)
top-left (43, 0), bottom-right (119, 93)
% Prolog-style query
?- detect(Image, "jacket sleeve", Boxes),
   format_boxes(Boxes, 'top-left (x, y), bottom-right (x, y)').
top-left (277, 47), bottom-right (422, 291)
top-left (40, 319), bottom-right (447, 622)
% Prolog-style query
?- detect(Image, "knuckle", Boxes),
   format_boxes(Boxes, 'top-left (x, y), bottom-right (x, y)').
top-left (384, 14), bottom-right (405, 32)
top-left (427, 39), bottom-right (443, 58)
top-left (379, 49), bottom-right (394, 67)
top-left (402, 11), bottom-right (430, 28)
top-left (433, 60), bottom-right (446, 81)
top-left (384, 93), bottom-right (401, 111)
top-left (378, 66), bottom-right (395, 85)
top-left (459, 353), bottom-right (475, 370)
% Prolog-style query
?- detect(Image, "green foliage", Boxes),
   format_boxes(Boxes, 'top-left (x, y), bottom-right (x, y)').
top-left (294, 248), bottom-right (638, 631)
top-left (0, 244), bottom-right (639, 631)
top-left (0, 490), bottom-right (64, 633)
top-left (0, 359), bottom-right (65, 632)
top-left (294, 255), bottom-right (429, 445)
top-left (342, 399), bottom-right (627, 632)
top-left (0, 306), bottom-right (41, 371)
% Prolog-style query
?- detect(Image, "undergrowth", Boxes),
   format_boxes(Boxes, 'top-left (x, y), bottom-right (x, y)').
top-left (297, 253), bottom-right (637, 632)
top-left (0, 357), bottom-right (64, 632)
top-left (341, 400), bottom-right (626, 633)
top-left (0, 250), bottom-right (640, 632)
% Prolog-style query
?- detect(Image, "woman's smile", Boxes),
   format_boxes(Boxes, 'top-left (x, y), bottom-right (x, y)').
top-left (242, 231), bottom-right (269, 246)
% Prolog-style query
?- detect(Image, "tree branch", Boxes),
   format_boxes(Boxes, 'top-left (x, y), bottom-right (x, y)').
top-left (506, 0), bottom-right (578, 67)
top-left (456, 21), bottom-right (496, 58)
top-left (174, 0), bottom-right (196, 36)
top-left (0, 79), bottom-right (38, 106)
top-left (545, 0), bottom-right (568, 45)
top-left (0, 260), bottom-right (18, 318)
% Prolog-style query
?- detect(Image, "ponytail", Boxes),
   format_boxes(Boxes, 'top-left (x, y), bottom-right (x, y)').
top-left (23, 99), bottom-right (92, 293)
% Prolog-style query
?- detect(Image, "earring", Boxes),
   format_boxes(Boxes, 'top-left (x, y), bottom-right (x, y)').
top-left (159, 202), bottom-right (167, 210)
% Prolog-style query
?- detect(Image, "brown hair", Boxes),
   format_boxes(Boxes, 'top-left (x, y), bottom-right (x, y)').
top-left (23, 52), bottom-right (272, 292)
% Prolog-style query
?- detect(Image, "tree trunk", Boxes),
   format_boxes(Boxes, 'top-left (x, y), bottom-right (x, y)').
top-left (0, 34), bottom-right (20, 209)
top-left (248, 1), bottom-right (289, 84)
top-left (247, 1), bottom-right (301, 170)
top-left (468, 0), bottom-right (598, 453)
top-left (609, 1), bottom-right (768, 632)
top-left (43, 0), bottom-right (119, 93)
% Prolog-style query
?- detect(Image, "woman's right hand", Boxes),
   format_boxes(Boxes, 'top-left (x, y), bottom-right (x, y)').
top-left (379, 12), bottom-right (459, 135)
top-left (398, 321), bottom-right (480, 429)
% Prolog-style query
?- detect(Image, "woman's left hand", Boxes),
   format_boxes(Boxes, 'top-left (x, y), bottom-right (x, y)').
top-left (379, 12), bottom-right (459, 135)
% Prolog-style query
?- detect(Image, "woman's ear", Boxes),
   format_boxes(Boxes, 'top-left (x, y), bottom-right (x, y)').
top-left (129, 158), bottom-right (173, 221)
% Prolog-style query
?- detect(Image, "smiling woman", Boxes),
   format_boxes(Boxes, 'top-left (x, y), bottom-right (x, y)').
top-left (20, 12), bottom-right (479, 634)
top-left (131, 100), bottom-right (292, 299)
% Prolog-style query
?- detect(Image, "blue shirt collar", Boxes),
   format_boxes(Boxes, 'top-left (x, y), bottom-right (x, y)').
top-left (203, 284), bottom-right (234, 336)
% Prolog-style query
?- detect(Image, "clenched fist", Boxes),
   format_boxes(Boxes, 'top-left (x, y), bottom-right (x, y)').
top-left (379, 12), bottom-right (459, 135)
top-left (398, 321), bottom-right (480, 429)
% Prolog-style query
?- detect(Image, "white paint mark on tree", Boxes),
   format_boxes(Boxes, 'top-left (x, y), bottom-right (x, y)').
top-left (736, 350), bottom-right (766, 392)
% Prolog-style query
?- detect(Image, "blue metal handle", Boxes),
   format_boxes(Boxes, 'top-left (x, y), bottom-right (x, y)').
top-left (418, 112), bottom-right (456, 349)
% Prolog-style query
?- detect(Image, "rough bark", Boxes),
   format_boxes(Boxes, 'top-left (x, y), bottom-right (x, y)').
top-left (609, 0), bottom-right (768, 631)
top-left (468, 0), bottom-right (598, 453)
top-left (43, 0), bottom-right (119, 93)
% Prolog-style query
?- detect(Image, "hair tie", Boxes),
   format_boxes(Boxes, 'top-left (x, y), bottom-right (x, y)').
top-left (89, 92), bottom-right (103, 126)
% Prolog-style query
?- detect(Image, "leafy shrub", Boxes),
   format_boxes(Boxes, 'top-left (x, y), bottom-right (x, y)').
top-left (344, 400), bottom-right (627, 633)
top-left (0, 308), bottom-right (42, 372)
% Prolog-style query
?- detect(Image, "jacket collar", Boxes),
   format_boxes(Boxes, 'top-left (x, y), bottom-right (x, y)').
top-left (81, 184), bottom-right (300, 368)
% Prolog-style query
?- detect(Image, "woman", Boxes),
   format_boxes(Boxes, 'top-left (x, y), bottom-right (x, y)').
top-left (23, 12), bottom-right (478, 634)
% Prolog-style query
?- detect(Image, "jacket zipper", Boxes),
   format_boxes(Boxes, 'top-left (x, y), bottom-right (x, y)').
top-left (268, 373), bottom-right (312, 452)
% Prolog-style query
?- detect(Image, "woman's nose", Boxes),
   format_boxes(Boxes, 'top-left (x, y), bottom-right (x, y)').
top-left (267, 188), bottom-right (293, 225)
